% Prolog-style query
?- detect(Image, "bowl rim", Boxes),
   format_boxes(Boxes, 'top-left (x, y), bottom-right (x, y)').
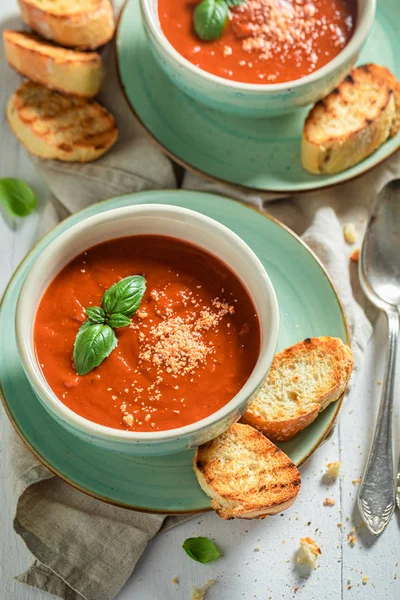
top-left (140, 0), bottom-right (376, 92)
top-left (15, 203), bottom-right (279, 443)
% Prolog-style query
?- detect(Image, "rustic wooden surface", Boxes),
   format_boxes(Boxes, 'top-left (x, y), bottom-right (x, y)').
top-left (0, 1), bottom-right (399, 598)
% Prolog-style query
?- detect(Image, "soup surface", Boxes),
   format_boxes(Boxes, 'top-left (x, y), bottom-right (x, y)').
top-left (158, 0), bottom-right (357, 84)
top-left (34, 235), bottom-right (260, 431)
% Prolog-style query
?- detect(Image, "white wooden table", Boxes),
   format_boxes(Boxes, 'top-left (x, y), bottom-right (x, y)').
top-left (0, 1), bottom-right (399, 598)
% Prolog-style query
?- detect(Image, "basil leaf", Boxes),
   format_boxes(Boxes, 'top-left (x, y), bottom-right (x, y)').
top-left (85, 306), bottom-right (106, 323)
top-left (182, 537), bottom-right (221, 563)
top-left (225, 0), bottom-right (245, 6)
top-left (102, 275), bottom-right (146, 318)
top-left (73, 323), bottom-right (117, 375)
top-left (0, 178), bottom-right (36, 217)
top-left (107, 313), bottom-right (131, 329)
top-left (194, 0), bottom-right (228, 41)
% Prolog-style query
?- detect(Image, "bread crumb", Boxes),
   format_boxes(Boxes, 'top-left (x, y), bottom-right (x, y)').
top-left (326, 461), bottom-right (341, 479)
top-left (296, 537), bottom-right (321, 570)
top-left (350, 248), bottom-right (360, 263)
top-left (344, 223), bottom-right (357, 244)
top-left (172, 576), bottom-right (179, 584)
top-left (362, 576), bottom-right (369, 585)
top-left (348, 529), bottom-right (356, 547)
top-left (192, 580), bottom-right (216, 600)
top-left (323, 498), bottom-right (336, 506)
top-left (352, 478), bottom-right (361, 485)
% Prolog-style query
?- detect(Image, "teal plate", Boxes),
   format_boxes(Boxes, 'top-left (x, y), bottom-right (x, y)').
top-left (117, 0), bottom-right (400, 194)
top-left (0, 191), bottom-right (348, 513)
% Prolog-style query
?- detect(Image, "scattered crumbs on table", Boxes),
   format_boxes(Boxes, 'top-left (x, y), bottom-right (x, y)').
top-left (362, 576), bottom-right (369, 585)
top-left (352, 478), bottom-right (361, 485)
top-left (343, 223), bottom-right (357, 244)
top-left (377, 380), bottom-right (382, 385)
top-left (348, 529), bottom-right (357, 547)
top-left (254, 547), bottom-right (260, 552)
top-left (350, 248), bottom-right (360, 263)
top-left (172, 576), bottom-right (179, 585)
top-left (325, 461), bottom-right (341, 479)
top-left (323, 498), bottom-right (336, 506)
top-left (337, 522), bottom-right (342, 528)
top-left (191, 579), bottom-right (216, 600)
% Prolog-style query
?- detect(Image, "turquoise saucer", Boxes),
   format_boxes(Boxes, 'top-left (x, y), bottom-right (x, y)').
top-left (0, 191), bottom-right (348, 513)
top-left (117, 0), bottom-right (400, 194)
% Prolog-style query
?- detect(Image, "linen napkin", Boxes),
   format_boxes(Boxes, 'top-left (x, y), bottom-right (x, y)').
top-left (6, 13), bottom-right (400, 600)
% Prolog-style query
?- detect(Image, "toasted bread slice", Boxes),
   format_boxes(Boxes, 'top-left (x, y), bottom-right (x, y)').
top-left (241, 337), bottom-right (353, 442)
top-left (194, 423), bottom-right (301, 519)
top-left (7, 81), bottom-right (118, 162)
top-left (18, 0), bottom-right (115, 49)
top-left (3, 31), bottom-right (103, 97)
top-left (302, 64), bottom-right (400, 174)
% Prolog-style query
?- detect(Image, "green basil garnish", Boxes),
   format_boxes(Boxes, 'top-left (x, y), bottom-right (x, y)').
top-left (85, 306), bottom-right (106, 323)
top-left (194, 0), bottom-right (228, 41)
top-left (102, 275), bottom-right (146, 318)
top-left (225, 0), bottom-right (245, 6)
top-left (0, 178), bottom-right (36, 217)
top-left (73, 275), bottom-right (146, 375)
top-left (73, 323), bottom-right (117, 376)
top-left (182, 537), bottom-right (221, 563)
top-left (107, 313), bottom-right (132, 329)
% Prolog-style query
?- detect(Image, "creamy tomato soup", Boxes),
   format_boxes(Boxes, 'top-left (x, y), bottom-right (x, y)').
top-left (34, 236), bottom-right (260, 432)
top-left (158, 0), bottom-right (357, 84)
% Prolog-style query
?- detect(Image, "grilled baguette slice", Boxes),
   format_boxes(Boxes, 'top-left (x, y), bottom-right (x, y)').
top-left (302, 64), bottom-right (400, 175)
top-left (194, 423), bottom-right (301, 519)
top-left (3, 31), bottom-right (103, 97)
top-left (18, 0), bottom-right (115, 49)
top-left (7, 81), bottom-right (118, 162)
top-left (241, 337), bottom-right (353, 442)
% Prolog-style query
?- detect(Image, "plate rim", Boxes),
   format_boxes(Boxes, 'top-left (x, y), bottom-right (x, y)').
top-left (0, 190), bottom-right (350, 514)
top-left (115, 0), bottom-right (400, 195)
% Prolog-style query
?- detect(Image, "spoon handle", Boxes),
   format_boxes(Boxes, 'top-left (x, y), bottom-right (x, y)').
top-left (358, 308), bottom-right (399, 536)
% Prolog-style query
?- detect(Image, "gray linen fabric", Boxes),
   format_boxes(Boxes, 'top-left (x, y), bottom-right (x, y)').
top-left (5, 7), bottom-right (400, 599)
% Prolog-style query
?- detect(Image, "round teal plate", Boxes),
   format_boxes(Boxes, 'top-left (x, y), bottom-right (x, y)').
top-left (0, 191), bottom-right (348, 513)
top-left (117, 0), bottom-right (400, 194)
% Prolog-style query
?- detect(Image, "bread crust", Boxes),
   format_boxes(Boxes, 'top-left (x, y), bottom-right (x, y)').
top-left (194, 423), bottom-right (301, 519)
top-left (7, 81), bottom-right (118, 163)
top-left (241, 337), bottom-right (353, 442)
top-left (302, 64), bottom-right (400, 175)
top-left (18, 0), bottom-right (115, 49)
top-left (3, 31), bottom-right (103, 97)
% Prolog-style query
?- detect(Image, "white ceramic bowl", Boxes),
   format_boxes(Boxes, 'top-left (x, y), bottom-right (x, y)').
top-left (16, 204), bottom-right (279, 456)
top-left (140, 0), bottom-right (376, 118)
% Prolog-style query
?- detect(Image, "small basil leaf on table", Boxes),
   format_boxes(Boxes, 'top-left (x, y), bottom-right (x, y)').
top-left (182, 537), bottom-right (221, 563)
top-left (73, 323), bottom-right (117, 376)
top-left (85, 306), bottom-right (106, 323)
top-left (107, 313), bottom-right (132, 329)
top-left (194, 0), bottom-right (229, 41)
top-left (0, 178), bottom-right (36, 217)
top-left (102, 275), bottom-right (146, 317)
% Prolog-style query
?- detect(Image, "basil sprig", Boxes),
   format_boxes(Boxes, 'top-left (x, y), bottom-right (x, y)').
top-left (73, 275), bottom-right (146, 375)
top-left (182, 537), bottom-right (221, 563)
top-left (0, 178), bottom-right (36, 217)
top-left (193, 0), bottom-right (245, 41)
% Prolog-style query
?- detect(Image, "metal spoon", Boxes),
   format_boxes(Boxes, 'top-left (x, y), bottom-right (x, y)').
top-left (358, 180), bottom-right (400, 537)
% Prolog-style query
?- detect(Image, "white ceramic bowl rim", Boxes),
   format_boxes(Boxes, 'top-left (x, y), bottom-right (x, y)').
top-left (140, 0), bottom-right (376, 92)
top-left (16, 204), bottom-right (279, 443)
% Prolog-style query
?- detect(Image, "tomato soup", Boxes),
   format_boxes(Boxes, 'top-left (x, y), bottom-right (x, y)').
top-left (34, 236), bottom-right (260, 432)
top-left (158, 0), bottom-right (357, 84)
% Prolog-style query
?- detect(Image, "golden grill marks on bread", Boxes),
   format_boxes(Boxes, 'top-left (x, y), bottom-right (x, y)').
top-left (241, 337), bottom-right (353, 442)
top-left (193, 423), bottom-right (301, 520)
top-left (302, 64), bottom-right (400, 175)
top-left (7, 81), bottom-right (118, 163)
top-left (18, 0), bottom-right (115, 49)
top-left (3, 31), bottom-right (103, 98)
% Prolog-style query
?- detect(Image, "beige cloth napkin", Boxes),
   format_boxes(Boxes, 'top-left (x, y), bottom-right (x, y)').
top-left (7, 21), bottom-right (400, 600)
